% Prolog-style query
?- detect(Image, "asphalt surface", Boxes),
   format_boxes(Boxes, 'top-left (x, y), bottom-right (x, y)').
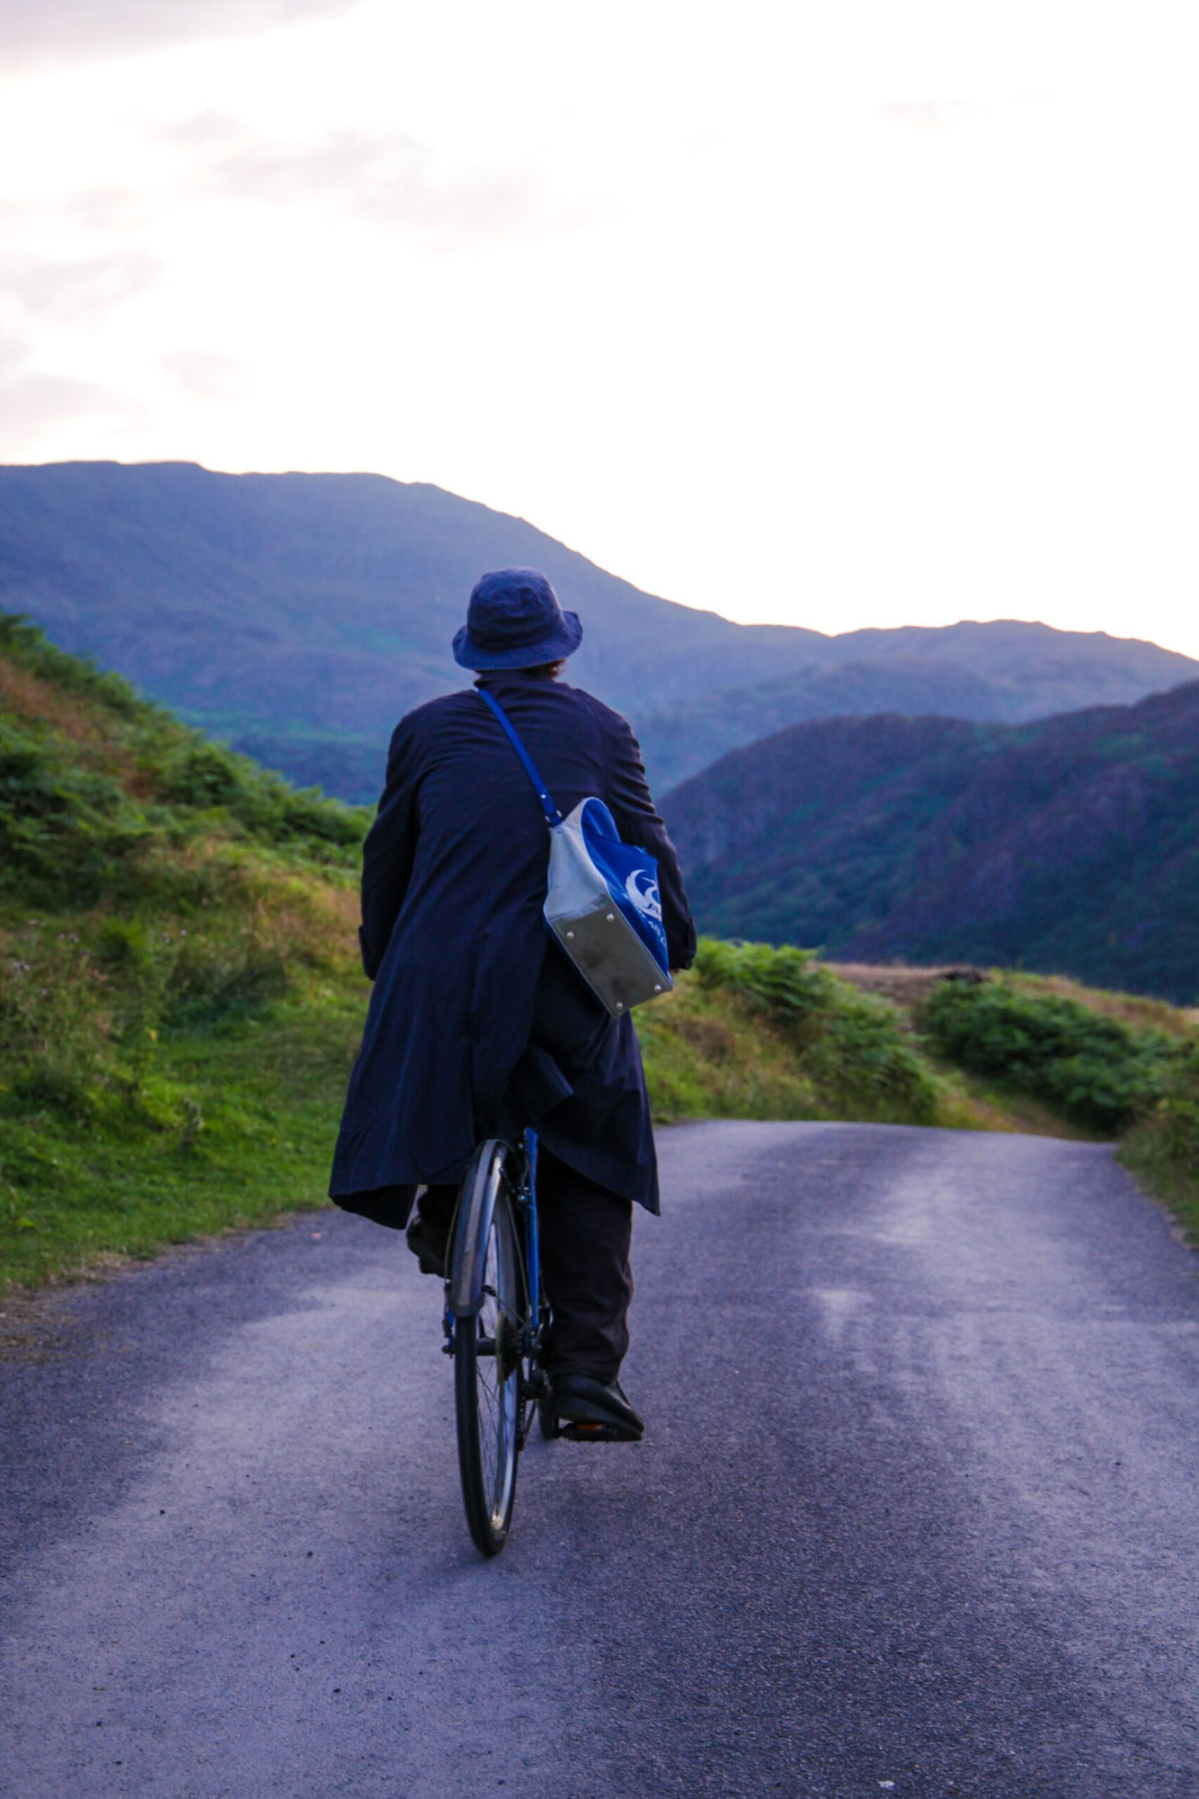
top-left (1, 1121), bottom-right (1196, 1798)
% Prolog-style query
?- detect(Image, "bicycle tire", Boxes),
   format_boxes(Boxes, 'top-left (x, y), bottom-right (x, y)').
top-left (451, 1141), bottom-right (524, 1556)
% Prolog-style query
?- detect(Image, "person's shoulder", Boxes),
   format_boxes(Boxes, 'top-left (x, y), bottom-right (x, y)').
top-left (382, 687), bottom-right (479, 769)
top-left (555, 680), bottom-right (634, 738)
top-left (393, 685), bottom-right (479, 735)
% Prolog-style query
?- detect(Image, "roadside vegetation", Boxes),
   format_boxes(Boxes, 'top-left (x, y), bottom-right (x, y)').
top-left (0, 613), bottom-right (370, 1287)
top-left (649, 947), bottom-right (1199, 1247)
top-left (832, 962), bottom-right (1198, 1239)
top-left (1118, 1041), bottom-right (1199, 1241)
top-left (640, 939), bottom-right (951, 1128)
top-left (2, 611), bottom-right (1195, 1289)
top-left (921, 980), bottom-right (1174, 1134)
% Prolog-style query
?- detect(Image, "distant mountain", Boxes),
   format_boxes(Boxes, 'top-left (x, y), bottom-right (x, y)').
top-left (642, 625), bottom-right (1199, 790)
top-left (3, 460), bottom-right (1196, 801)
top-left (663, 683), bottom-right (1199, 1005)
top-left (640, 659), bottom-right (1002, 791)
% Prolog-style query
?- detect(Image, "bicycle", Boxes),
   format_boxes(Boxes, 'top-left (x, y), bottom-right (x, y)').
top-left (442, 1129), bottom-right (553, 1557)
top-left (443, 1128), bottom-right (633, 1555)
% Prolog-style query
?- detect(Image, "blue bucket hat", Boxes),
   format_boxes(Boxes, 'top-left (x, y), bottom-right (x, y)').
top-left (452, 568), bottom-right (583, 670)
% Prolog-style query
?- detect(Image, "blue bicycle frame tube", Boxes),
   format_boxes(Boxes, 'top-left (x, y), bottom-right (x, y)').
top-left (522, 1128), bottom-right (541, 1327)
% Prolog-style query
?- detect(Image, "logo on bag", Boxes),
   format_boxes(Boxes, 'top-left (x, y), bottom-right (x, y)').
top-left (625, 870), bottom-right (663, 922)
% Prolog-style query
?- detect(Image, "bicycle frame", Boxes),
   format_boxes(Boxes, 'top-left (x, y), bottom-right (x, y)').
top-left (515, 1128), bottom-right (542, 1346)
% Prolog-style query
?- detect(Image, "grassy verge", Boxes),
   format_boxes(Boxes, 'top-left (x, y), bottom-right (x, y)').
top-left (0, 987), bottom-right (364, 1289)
top-left (18, 911), bottom-right (1193, 1289)
top-left (0, 609), bottom-right (373, 1289)
top-left (1119, 1131), bottom-right (1199, 1243)
top-left (0, 924), bottom-right (1009, 1290)
top-left (0, 878), bottom-right (370, 1289)
top-left (1117, 1039), bottom-right (1199, 1242)
top-left (643, 938), bottom-right (957, 1127)
top-left (6, 925), bottom-right (1197, 1289)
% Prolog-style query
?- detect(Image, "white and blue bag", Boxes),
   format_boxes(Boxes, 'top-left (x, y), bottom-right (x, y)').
top-left (478, 689), bottom-right (673, 1018)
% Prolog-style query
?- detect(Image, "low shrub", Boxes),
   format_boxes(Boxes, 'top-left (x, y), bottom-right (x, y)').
top-left (693, 937), bottom-right (835, 1030)
top-left (923, 980), bottom-right (1172, 1133)
top-left (692, 937), bottom-right (942, 1123)
top-left (0, 719), bottom-right (152, 906)
top-left (157, 740), bottom-right (365, 853)
top-left (1119, 1038), bottom-right (1199, 1240)
top-left (804, 987), bottom-right (942, 1122)
top-left (1157, 1040), bottom-right (1199, 1167)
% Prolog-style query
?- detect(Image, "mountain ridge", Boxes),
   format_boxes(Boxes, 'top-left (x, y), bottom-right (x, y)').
top-left (3, 458), bottom-right (1196, 800)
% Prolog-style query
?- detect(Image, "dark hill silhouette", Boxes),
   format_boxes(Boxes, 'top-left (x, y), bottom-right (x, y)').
top-left (3, 459), bottom-right (1196, 800)
top-left (663, 682), bottom-right (1199, 1005)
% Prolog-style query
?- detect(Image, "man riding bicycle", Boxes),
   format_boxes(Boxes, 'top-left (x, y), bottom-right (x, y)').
top-left (330, 568), bottom-right (695, 1440)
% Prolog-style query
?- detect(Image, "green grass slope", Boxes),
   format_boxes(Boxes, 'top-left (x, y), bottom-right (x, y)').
top-left (0, 612), bottom-right (373, 1286)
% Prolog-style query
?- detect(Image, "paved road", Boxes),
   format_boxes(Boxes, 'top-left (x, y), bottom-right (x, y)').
top-left (1, 1123), bottom-right (1196, 1798)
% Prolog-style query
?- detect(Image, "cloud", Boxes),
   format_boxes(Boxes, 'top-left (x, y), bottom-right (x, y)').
top-left (0, 0), bottom-right (361, 72)
top-left (878, 99), bottom-right (974, 130)
top-left (155, 114), bottom-right (595, 248)
top-left (0, 244), bottom-right (162, 329)
top-left (158, 351), bottom-right (249, 402)
top-left (0, 335), bottom-right (145, 454)
top-left (879, 92), bottom-right (1051, 131)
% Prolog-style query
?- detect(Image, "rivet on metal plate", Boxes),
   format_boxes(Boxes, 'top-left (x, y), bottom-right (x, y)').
top-left (615, 1002), bottom-right (624, 1011)
top-left (566, 930), bottom-right (575, 939)
top-left (653, 984), bottom-right (662, 992)
top-left (606, 913), bottom-right (615, 922)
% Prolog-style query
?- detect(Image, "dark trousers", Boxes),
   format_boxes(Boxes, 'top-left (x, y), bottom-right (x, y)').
top-left (420, 1145), bottom-right (633, 1382)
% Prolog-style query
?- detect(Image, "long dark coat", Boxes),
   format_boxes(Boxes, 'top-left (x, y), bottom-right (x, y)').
top-left (329, 670), bottom-right (696, 1223)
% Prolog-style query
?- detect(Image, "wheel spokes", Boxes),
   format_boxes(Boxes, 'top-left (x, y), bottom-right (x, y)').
top-left (473, 1237), bottom-right (519, 1522)
top-left (454, 1146), bottom-right (529, 1554)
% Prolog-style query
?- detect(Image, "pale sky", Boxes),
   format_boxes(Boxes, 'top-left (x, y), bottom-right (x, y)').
top-left (2, 1), bottom-right (1197, 656)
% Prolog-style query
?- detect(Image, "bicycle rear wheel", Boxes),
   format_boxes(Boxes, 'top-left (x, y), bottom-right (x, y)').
top-left (451, 1141), bottom-right (524, 1556)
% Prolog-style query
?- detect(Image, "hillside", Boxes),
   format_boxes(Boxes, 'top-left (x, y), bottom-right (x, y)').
top-left (664, 683), bottom-right (1199, 1005)
top-left (3, 614), bottom-right (1195, 1286)
top-left (0, 613), bottom-right (965, 1288)
top-left (0, 609), bottom-right (375, 1286)
top-left (3, 460), bottom-right (1196, 800)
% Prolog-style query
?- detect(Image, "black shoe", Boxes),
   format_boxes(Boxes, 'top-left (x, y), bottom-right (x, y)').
top-left (550, 1373), bottom-right (644, 1442)
top-left (405, 1213), bottom-right (449, 1278)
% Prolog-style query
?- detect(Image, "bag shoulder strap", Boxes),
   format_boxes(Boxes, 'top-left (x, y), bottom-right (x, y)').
top-left (476, 687), bottom-right (564, 828)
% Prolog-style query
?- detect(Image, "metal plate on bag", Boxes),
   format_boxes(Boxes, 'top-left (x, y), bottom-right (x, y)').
top-left (548, 905), bottom-right (672, 1018)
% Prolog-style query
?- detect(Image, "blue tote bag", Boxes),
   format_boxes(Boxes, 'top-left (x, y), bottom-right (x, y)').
top-left (478, 689), bottom-right (673, 1017)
